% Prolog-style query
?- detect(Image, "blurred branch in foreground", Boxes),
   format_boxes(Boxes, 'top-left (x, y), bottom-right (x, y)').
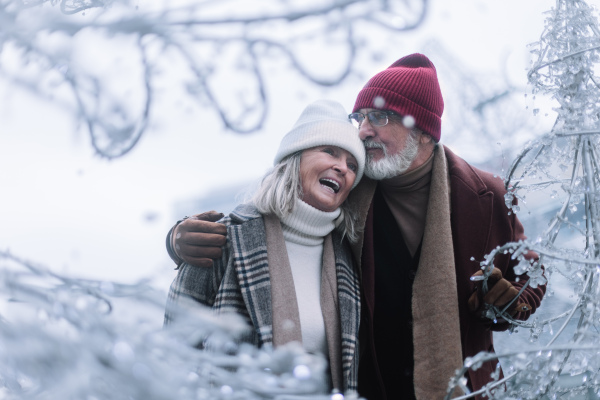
top-left (0, 0), bottom-right (428, 158)
top-left (0, 249), bottom-right (345, 399)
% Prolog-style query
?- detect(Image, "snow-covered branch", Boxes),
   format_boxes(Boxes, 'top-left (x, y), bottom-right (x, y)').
top-left (0, 249), bottom-right (343, 399)
top-left (447, 1), bottom-right (600, 397)
top-left (0, 0), bottom-right (428, 158)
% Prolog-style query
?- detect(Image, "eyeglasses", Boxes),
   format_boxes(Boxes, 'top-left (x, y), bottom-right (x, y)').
top-left (348, 110), bottom-right (396, 129)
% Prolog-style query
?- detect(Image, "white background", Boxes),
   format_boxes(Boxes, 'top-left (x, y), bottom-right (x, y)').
top-left (0, 0), bottom-right (557, 291)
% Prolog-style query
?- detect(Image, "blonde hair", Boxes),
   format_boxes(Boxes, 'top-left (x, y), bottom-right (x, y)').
top-left (250, 151), bottom-right (360, 243)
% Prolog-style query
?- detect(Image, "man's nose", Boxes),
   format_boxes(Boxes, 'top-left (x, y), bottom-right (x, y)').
top-left (359, 119), bottom-right (375, 140)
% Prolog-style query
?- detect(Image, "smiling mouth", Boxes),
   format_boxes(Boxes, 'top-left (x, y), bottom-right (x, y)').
top-left (319, 178), bottom-right (340, 193)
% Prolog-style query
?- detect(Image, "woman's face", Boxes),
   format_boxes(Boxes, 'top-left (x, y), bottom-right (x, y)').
top-left (299, 146), bottom-right (358, 212)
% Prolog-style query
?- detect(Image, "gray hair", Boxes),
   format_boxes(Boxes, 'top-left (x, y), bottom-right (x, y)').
top-left (250, 151), bottom-right (360, 243)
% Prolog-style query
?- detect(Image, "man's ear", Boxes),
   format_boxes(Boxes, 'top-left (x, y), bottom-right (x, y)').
top-left (420, 134), bottom-right (433, 144)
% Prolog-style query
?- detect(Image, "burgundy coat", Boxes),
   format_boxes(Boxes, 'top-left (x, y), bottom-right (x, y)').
top-left (350, 145), bottom-right (546, 395)
top-left (445, 146), bottom-right (545, 391)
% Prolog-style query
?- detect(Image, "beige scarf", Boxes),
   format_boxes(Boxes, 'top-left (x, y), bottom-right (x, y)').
top-left (412, 145), bottom-right (464, 399)
top-left (349, 145), bottom-right (464, 399)
top-left (264, 214), bottom-right (343, 390)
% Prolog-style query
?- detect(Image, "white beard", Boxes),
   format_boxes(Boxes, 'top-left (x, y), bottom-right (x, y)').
top-left (364, 132), bottom-right (420, 180)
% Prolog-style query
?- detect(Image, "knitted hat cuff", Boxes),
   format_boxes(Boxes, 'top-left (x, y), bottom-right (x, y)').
top-left (275, 120), bottom-right (364, 159)
top-left (353, 87), bottom-right (442, 142)
top-left (274, 100), bottom-right (366, 188)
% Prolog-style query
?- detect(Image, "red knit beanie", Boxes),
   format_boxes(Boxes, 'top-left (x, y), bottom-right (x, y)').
top-left (352, 53), bottom-right (444, 142)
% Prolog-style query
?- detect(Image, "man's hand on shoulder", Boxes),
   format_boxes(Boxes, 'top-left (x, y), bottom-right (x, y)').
top-left (172, 211), bottom-right (227, 268)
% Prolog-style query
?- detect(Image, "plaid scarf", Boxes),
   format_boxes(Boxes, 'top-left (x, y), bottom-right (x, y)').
top-left (165, 204), bottom-right (361, 392)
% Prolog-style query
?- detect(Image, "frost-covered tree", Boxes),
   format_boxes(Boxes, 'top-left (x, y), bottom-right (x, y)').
top-left (424, 40), bottom-right (546, 170)
top-left (447, 0), bottom-right (600, 398)
top-left (0, 0), bottom-right (427, 158)
top-left (0, 249), bottom-right (347, 399)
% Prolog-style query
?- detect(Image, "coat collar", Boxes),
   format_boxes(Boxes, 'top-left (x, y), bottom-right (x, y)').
top-left (349, 144), bottom-right (495, 268)
top-left (229, 203), bottom-right (262, 223)
top-left (444, 145), bottom-right (496, 264)
top-left (444, 145), bottom-right (490, 194)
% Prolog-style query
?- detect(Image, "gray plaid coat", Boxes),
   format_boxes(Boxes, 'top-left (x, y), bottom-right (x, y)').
top-left (165, 204), bottom-right (361, 392)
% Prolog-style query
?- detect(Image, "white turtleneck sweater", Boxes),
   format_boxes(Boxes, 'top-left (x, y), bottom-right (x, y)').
top-left (279, 199), bottom-right (341, 356)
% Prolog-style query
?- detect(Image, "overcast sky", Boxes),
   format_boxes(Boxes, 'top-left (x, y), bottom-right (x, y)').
top-left (0, 0), bottom-right (556, 289)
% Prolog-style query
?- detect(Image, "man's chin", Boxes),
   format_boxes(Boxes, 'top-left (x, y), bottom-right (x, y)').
top-left (365, 159), bottom-right (409, 180)
top-left (365, 165), bottom-right (397, 180)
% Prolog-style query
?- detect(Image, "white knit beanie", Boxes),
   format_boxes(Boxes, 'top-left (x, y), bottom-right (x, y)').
top-left (273, 100), bottom-right (365, 188)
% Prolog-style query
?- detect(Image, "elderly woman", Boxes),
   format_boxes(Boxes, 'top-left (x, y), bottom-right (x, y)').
top-left (164, 100), bottom-right (365, 393)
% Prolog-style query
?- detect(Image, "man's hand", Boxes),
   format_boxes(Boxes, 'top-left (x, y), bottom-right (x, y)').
top-left (172, 211), bottom-right (227, 268)
top-left (468, 268), bottom-right (531, 319)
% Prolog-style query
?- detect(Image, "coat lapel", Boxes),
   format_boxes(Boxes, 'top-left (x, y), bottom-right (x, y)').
top-left (321, 234), bottom-right (342, 390)
top-left (444, 145), bottom-right (495, 266)
top-left (444, 146), bottom-right (499, 391)
top-left (229, 214), bottom-right (274, 346)
top-left (331, 231), bottom-right (361, 392)
top-left (347, 177), bottom-right (377, 274)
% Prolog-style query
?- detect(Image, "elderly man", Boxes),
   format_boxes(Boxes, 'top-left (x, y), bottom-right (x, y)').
top-left (166, 53), bottom-right (545, 399)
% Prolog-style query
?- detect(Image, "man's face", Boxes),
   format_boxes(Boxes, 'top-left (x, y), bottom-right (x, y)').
top-left (357, 108), bottom-right (423, 180)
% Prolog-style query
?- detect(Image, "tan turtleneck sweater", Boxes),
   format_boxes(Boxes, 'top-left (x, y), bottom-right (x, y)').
top-left (379, 152), bottom-right (435, 256)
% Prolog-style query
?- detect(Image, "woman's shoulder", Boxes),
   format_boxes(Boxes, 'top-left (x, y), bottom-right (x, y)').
top-left (223, 203), bottom-right (263, 225)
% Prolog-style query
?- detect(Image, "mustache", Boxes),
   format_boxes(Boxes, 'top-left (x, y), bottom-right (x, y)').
top-left (363, 139), bottom-right (386, 151)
